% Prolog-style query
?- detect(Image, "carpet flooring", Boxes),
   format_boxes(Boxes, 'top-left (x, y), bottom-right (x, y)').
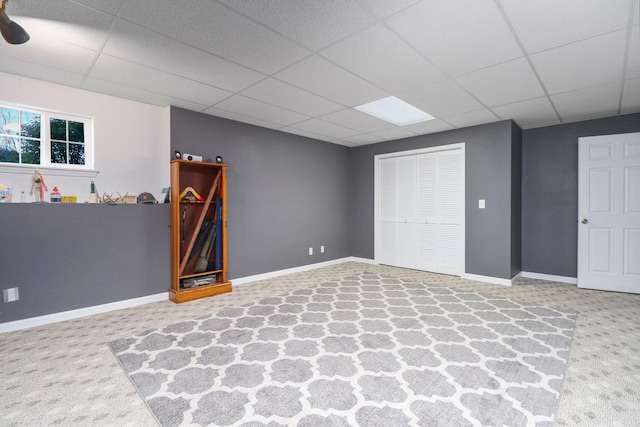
top-left (1, 262), bottom-right (639, 426)
top-left (109, 272), bottom-right (575, 426)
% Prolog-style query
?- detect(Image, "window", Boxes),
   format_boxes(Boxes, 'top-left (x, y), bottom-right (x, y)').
top-left (0, 104), bottom-right (92, 169)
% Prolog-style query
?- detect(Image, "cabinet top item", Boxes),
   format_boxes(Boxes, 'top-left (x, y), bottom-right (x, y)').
top-left (171, 159), bottom-right (226, 167)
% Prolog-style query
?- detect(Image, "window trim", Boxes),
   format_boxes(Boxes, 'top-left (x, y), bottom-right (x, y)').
top-left (0, 163), bottom-right (99, 178)
top-left (0, 103), bottom-right (94, 171)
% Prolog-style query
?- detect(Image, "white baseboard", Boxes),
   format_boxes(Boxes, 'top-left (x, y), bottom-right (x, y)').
top-left (348, 257), bottom-right (378, 265)
top-left (0, 292), bottom-right (168, 334)
top-left (520, 271), bottom-right (577, 285)
top-left (231, 257), bottom-right (359, 286)
top-left (462, 273), bottom-right (516, 287)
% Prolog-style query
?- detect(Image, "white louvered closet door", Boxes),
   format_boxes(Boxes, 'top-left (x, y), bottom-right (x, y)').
top-left (378, 158), bottom-right (397, 266)
top-left (378, 147), bottom-right (463, 276)
top-left (416, 153), bottom-right (438, 272)
top-left (435, 150), bottom-right (462, 275)
top-left (396, 156), bottom-right (417, 269)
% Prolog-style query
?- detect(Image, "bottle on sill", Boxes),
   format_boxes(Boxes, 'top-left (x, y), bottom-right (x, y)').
top-left (51, 187), bottom-right (62, 203)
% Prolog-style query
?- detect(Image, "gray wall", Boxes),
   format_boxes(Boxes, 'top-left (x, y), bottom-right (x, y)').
top-left (5, 109), bottom-right (637, 325)
top-left (0, 204), bottom-right (170, 323)
top-left (521, 112), bottom-right (640, 277)
top-left (511, 122), bottom-right (523, 278)
top-left (170, 107), bottom-right (351, 280)
top-left (349, 120), bottom-right (521, 280)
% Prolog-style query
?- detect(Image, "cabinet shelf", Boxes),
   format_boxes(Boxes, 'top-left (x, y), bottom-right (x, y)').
top-left (169, 160), bottom-right (231, 303)
top-left (179, 269), bottom-right (223, 280)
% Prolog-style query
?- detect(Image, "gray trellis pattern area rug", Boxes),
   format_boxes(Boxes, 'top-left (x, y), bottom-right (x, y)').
top-left (109, 273), bottom-right (576, 427)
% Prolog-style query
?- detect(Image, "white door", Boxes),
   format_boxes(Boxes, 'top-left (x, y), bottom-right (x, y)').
top-left (378, 158), bottom-right (397, 266)
top-left (416, 150), bottom-right (463, 275)
top-left (396, 156), bottom-right (417, 269)
top-left (578, 132), bottom-right (640, 293)
top-left (376, 145), bottom-right (464, 276)
top-left (378, 156), bottom-right (417, 269)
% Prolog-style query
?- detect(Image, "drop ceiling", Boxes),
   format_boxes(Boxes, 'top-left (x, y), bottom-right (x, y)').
top-left (1, 0), bottom-right (638, 147)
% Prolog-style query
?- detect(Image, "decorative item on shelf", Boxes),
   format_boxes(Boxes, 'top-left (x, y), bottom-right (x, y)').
top-left (174, 150), bottom-right (182, 160)
top-left (120, 192), bottom-right (137, 204)
top-left (30, 169), bottom-right (48, 202)
top-left (61, 196), bottom-right (77, 203)
top-left (88, 180), bottom-right (98, 203)
top-left (182, 153), bottom-right (203, 162)
top-left (99, 192), bottom-right (130, 204)
top-left (216, 155), bottom-right (223, 164)
top-left (50, 187), bottom-right (62, 203)
top-left (179, 186), bottom-right (204, 202)
top-left (99, 192), bottom-right (115, 204)
top-left (0, 184), bottom-right (12, 202)
top-left (137, 192), bottom-right (157, 204)
top-left (181, 274), bottom-right (218, 289)
top-left (161, 187), bottom-right (170, 203)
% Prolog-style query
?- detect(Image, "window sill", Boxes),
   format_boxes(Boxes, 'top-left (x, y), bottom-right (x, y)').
top-left (0, 164), bottom-right (99, 178)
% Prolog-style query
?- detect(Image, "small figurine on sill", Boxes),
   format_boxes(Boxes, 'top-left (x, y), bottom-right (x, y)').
top-left (30, 169), bottom-right (48, 202)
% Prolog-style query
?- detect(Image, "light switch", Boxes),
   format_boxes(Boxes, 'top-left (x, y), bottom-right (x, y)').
top-left (479, 199), bottom-right (485, 209)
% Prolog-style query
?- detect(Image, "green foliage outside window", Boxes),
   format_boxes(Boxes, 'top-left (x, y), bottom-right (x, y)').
top-left (1, 105), bottom-right (88, 167)
top-left (0, 107), bottom-right (41, 165)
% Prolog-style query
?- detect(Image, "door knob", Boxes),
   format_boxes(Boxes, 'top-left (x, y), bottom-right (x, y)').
top-left (581, 218), bottom-right (588, 224)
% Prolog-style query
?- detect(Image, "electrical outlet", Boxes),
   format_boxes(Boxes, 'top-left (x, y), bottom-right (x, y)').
top-left (3, 287), bottom-right (19, 303)
top-left (321, 245), bottom-right (325, 253)
top-left (309, 247), bottom-right (313, 256)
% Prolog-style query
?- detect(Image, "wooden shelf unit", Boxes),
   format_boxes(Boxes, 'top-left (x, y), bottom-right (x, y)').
top-left (169, 160), bottom-right (231, 303)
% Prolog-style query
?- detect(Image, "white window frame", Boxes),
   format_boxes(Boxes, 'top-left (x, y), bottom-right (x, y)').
top-left (0, 103), bottom-right (97, 178)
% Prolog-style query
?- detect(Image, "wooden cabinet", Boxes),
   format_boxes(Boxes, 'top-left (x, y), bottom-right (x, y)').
top-left (169, 160), bottom-right (231, 303)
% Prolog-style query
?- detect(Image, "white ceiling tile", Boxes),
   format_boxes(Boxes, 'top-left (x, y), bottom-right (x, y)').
top-left (398, 79), bottom-right (484, 118)
top-left (278, 126), bottom-right (331, 142)
top-left (0, 33), bottom-right (95, 74)
top-left (551, 83), bottom-right (621, 120)
top-left (213, 95), bottom-right (309, 127)
top-left (275, 55), bottom-right (389, 106)
top-left (354, 0), bottom-right (422, 19)
top-left (500, 0), bottom-right (632, 53)
top-left (331, 141), bottom-right (361, 148)
top-left (202, 108), bottom-right (284, 131)
top-left (403, 119), bottom-right (455, 134)
top-left (318, 109), bottom-right (395, 133)
top-left (11, 0), bottom-right (114, 50)
top-left (321, 23), bottom-right (445, 94)
top-left (622, 78), bottom-right (640, 113)
top-left (491, 97), bottom-right (559, 127)
top-left (336, 134), bottom-right (386, 145)
top-left (220, 0), bottom-right (376, 51)
top-left (90, 55), bottom-right (232, 107)
top-left (102, 21), bottom-right (265, 92)
top-left (442, 109), bottom-right (500, 129)
top-left (117, 1), bottom-right (309, 74)
top-left (456, 58), bottom-right (545, 107)
top-left (0, 58), bottom-right (85, 88)
top-left (241, 79), bottom-right (344, 117)
top-left (531, 30), bottom-right (627, 95)
top-left (83, 78), bottom-right (209, 111)
top-left (369, 127), bottom-right (418, 141)
top-left (627, 25), bottom-right (640, 79)
top-left (74, 0), bottom-right (124, 15)
top-left (289, 119), bottom-right (361, 140)
top-left (386, 0), bottom-right (522, 75)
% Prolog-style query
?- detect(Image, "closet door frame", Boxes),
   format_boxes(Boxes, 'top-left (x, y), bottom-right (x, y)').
top-left (374, 143), bottom-right (466, 276)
